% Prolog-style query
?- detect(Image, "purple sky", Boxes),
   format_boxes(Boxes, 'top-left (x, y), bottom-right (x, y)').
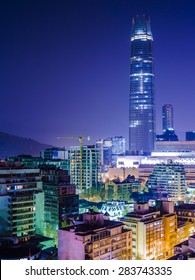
top-left (1, 0), bottom-right (195, 149)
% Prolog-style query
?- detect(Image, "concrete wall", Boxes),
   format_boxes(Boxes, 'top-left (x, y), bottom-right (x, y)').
top-left (58, 229), bottom-right (85, 260)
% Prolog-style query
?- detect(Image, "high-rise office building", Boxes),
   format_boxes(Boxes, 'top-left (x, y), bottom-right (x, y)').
top-left (162, 104), bottom-right (173, 131)
top-left (129, 15), bottom-right (155, 155)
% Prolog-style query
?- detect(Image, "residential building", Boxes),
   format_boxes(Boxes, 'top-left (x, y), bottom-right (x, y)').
top-left (146, 160), bottom-right (187, 202)
top-left (69, 145), bottom-right (101, 194)
top-left (176, 220), bottom-right (194, 245)
top-left (0, 161), bottom-right (44, 241)
top-left (124, 202), bottom-right (164, 259)
top-left (124, 201), bottom-right (178, 260)
top-left (104, 177), bottom-right (142, 201)
top-left (41, 166), bottom-right (79, 245)
top-left (175, 203), bottom-right (195, 224)
top-left (129, 15), bottom-right (155, 155)
top-left (8, 154), bottom-right (70, 174)
top-left (171, 234), bottom-right (195, 260)
top-left (58, 210), bottom-right (132, 260)
top-left (163, 213), bottom-right (177, 257)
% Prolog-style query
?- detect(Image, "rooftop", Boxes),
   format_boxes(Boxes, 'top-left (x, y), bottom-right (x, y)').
top-left (175, 203), bottom-right (195, 210)
top-left (60, 219), bottom-right (124, 236)
top-left (0, 244), bottom-right (40, 260)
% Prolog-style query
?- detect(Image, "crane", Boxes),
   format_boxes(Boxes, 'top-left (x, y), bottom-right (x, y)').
top-left (57, 136), bottom-right (90, 194)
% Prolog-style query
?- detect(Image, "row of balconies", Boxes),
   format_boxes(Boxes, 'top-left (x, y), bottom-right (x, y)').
top-left (12, 221), bottom-right (35, 228)
top-left (177, 212), bottom-right (195, 217)
top-left (92, 237), bottom-right (129, 251)
top-left (10, 216), bottom-right (35, 222)
top-left (10, 203), bottom-right (34, 210)
top-left (86, 242), bottom-right (130, 257)
top-left (11, 199), bottom-right (34, 204)
top-left (3, 175), bottom-right (41, 182)
top-left (91, 229), bottom-right (128, 243)
top-left (87, 233), bottom-right (129, 248)
top-left (12, 210), bottom-right (35, 216)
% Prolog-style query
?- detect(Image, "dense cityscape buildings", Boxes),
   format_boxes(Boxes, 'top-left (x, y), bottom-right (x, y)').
top-left (1, 9), bottom-right (195, 263)
top-left (129, 15), bottom-right (155, 155)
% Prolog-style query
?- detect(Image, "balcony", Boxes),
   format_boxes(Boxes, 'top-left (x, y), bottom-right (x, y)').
top-left (11, 204), bottom-right (34, 210)
top-left (12, 211), bottom-right (35, 216)
top-left (11, 216), bottom-right (35, 222)
top-left (12, 199), bottom-right (34, 204)
top-left (12, 221), bottom-right (35, 228)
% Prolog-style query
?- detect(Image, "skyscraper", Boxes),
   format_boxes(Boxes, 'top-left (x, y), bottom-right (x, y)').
top-left (162, 104), bottom-right (173, 131)
top-left (156, 104), bottom-right (178, 141)
top-left (129, 15), bottom-right (155, 155)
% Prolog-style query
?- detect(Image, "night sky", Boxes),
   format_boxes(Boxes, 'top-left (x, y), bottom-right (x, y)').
top-left (1, 0), bottom-right (195, 149)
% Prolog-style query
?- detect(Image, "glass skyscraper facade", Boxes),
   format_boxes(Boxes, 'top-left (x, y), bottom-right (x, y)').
top-left (129, 15), bottom-right (155, 155)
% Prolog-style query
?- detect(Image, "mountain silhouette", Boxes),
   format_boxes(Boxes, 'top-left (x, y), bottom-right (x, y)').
top-left (0, 131), bottom-right (53, 159)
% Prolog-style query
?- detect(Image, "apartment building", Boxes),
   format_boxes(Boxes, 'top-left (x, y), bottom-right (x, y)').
top-left (58, 210), bottom-right (132, 260)
top-left (124, 201), bottom-right (177, 259)
top-left (0, 161), bottom-right (44, 241)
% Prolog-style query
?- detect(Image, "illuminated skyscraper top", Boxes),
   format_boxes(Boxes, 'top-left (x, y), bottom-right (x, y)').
top-left (129, 15), bottom-right (155, 155)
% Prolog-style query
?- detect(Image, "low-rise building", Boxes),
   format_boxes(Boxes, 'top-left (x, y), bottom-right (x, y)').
top-left (124, 201), bottom-right (180, 260)
top-left (124, 202), bottom-right (165, 260)
top-left (104, 177), bottom-right (142, 201)
top-left (175, 203), bottom-right (195, 224)
top-left (169, 234), bottom-right (195, 260)
top-left (58, 210), bottom-right (132, 260)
